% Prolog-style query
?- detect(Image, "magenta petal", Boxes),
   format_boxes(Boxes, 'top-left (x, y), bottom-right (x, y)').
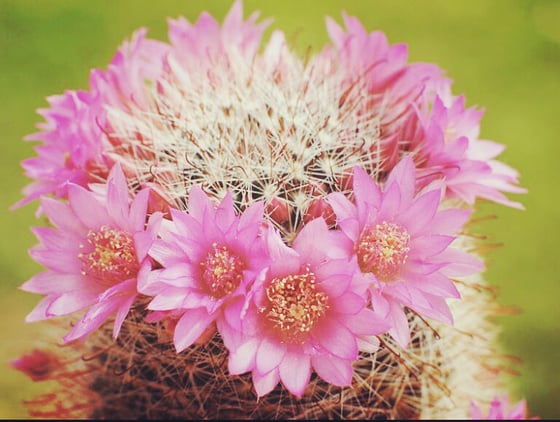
top-left (128, 188), bottom-right (151, 232)
top-left (222, 296), bottom-right (244, 332)
top-left (252, 368), bottom-right (280, 397)
top-left (410, 294), bottom-right (454, 325)
top-left (378, 180), bottom-right (402, 219)
top-left (106, 164), bottom-right (131, 228)
top-left (357, 336), bottom-right (381, 353)
top-left (293, 217), bottom-right (332, 265)
top-left (469, 402), bottom-right (483, 420)
top-left (169, 208), bottom-right (201, 239)
top-left (64, 299), bottom-right (120, 343)
top-left (267, 229), bottom-right (300, 274)
top-left (327, 192), bottom-right (357, 227)
top-left (31, 226), bottom-right (81, 253)
top-left (216, 317), bottom-right (242, 351)
top-left (29, 247), bottom-right (83, 274)
top-left (149, 239), bottom-right (188, 268)
top-left (238, 201), bottom-right (264, 240)
top-left (311, 354), bottom-right (353, 387)
top-left (325, 16), bottom-right (345, 48)
top-left (148, 286), bottom-right (187, 310)
top-left (428, 208), bottom-right (471, 235)
top-left (507, 398), bottom-right (528, 419)
top-left (398, 189), bottom-right (441, 235)
top-left (228, 338), bottom-right (259, 375)
top-left (410, 234), bottom-right (455, 259)
top-left (137, 265), bottom-right (161, 296)
top-left (21, 272), bottom-right (85, 295)
top-left (339, 307), bottom-right (390, 336)
top-left (407, 272), bottom-right (460, 299)
top-left (369, 288), bottom-right (390, 317)
top-left (47, 290), bottom-right (97, 316)
top-left (68, 184), bottom-right (110, 228)
top-left (134, 231), bottom-right (155, 263)
top-left (173, 308), bottom-right (215, 352)
top-left (112, 295), bottom-right (136, 338)
top-left (256, 338), bottom-right (287, 374)
top-left (352, 166), bottom-right (381, 206)
top-left (386, 300), bottom-right (411, 348)
top-left (315, 318), bottom-right (358, 360)
top-left (438, 248), bottom-right (484, 277)
top-left (315, 260), bottom-right (352, 298)
top-left (385, 156), bottom-right (416, 206)
top-left (215, 191), bottom-right (237, 232)
top-left (101, 278), bottom-right (136, 299)
top-left (330, 291), bottom-right (365, 314)
top-left (278, 351), bottom-right (311, 398)
top-left (337, 217), bottom-right (361, 245)
top-left (40, 197), bottom-right (85, 233)
top-left (25, 296), bottom-right (55, 322)
top-left (187, 185), bottom-right (215, 222)
top-left (157, 263), bottom-right (198, 287)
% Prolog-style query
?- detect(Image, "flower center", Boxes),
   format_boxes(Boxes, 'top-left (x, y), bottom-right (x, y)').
top-left (356, 221), bottom-right (410, 281)
top-left (263, 268), bottom-right (329, 343)
top-left (200, 243), bottom-right (245, 299)
top-left (79, 225), bottom-right (138, 283)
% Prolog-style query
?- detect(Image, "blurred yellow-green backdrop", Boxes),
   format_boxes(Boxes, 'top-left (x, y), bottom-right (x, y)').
top-left (1, 0), bottom-right (558, 418)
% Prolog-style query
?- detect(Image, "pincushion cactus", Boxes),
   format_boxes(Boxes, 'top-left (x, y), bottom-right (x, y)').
top-left (12, 1), bottom-right (536, 419)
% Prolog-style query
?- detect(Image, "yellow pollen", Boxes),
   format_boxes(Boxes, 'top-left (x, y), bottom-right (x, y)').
top-left (356, 221), bottom-right (410, 282)
top-left (78, 225), bottom-right (138, 283)
top-left (200, 243), bottom-right (245, 299)
top-left (263, 268), bottom-right (329, 343)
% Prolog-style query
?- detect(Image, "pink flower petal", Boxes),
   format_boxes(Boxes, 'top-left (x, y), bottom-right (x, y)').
top-left (228, 338), bottom-right (259, 375)
top-left (64, 299), bottom-right (120, 343)
top-left (330, 291), bottom-right (365, 314)
top-left (398, 189), bottom-right (441, 235)
top-left (106, 164), bottom-right (131, 229)
top-left (314, 318), bottom-right (358, 360)
top-left (311, 354), bottom-right (353, 387)
top-left (147, 286), bottom-right (188, 310)
top-left (386, 300), bottom-right (411, 348)
top-left (338, 307), bottom-right (390, 336)
top-left (409, 234), bottom-right (455, 259)
top-left (252, 368), bottom-right (280, 397)
top-left (352, 166), bottom-right (382, 208)
top-left (256, 338), bottom-right (287, 375)
top-left (20, 272), bottom-right (85, 295)
top-left (278, 351), bottom-right (311, 398)
top-left (314, 260), bottom-right (353, 298)
top-left (112, 294), bottom-right (137, 338)
top-left (173, 308), bottom-right (215, 352)
top-left (25, 296), bottom-right (56, 323)
top-left (40, 197), bottom-right (85, 234)
top-left (128, 188), bottom-right (151, 233)
top-left (384, 156), bottom-right (416, 206)
top-left (47, 289), bottom-right (98, 316)
top-left (67, 184), bottom-right (110, 229)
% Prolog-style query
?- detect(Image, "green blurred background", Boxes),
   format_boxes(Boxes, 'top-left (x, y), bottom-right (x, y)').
top-left (0, 0), bottom-right (558, 418)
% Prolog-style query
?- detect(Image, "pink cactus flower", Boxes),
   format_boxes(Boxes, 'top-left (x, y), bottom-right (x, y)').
top-left (167, 0), bottom-right (271, 68)
top-left (20, 164), bottom-right (161, 342)
top-left (470, 395), bottom-right (539, 420)
top-left (226, 218), bottom-right (389, 398)
top-left (14, 89), bottom-right (110, 209)
top-left (15, 29), bottom-right (168, 210)
top-left (327, 156), bottom-right (484, 347)
top-left (139, 185), bottom-right (271, 353)
top-left (318, 12), bottom-right (444, 173)
top-left (406, 81), bottom-right (526, 209)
